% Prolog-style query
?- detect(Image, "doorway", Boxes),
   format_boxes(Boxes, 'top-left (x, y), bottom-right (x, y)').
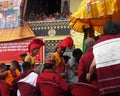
top-left (25, 0), bottom-right (61, 16)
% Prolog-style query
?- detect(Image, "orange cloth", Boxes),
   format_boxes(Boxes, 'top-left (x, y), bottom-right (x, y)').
top-left (53, 52), bottom-right (61, 67)
top-left (53, 52), bottom-right (66, 73)
top-left (5, 69), bottom-right (21, 85)
top-left (0, 20), bottom-right (35, 42)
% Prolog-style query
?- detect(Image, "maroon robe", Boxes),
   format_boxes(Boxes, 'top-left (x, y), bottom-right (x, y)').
top-left (12, 69), bottom-right (33, 93)
top-left (93, 34), bottom-right (120, 95)
top-left (78, 48), bottom-right (98, 86)
top-left (36, 70), bottom-right (68, 91)
top-left (0, 80), bottom-right (10, 96)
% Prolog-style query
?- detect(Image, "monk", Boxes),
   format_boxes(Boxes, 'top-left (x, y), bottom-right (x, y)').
top-left (78, 38), bottom-right (98, 86)
top-left (13, 62), bottom-right (38, 96)
top-left (25, 38), bottom-right (44, 69)
top-left (0, 60), bottom-right (21, 86)
top-left (36, 59), bottom-right (68, 92)
top-left (46, 36), bottom-right (73, 78)
top-left (86, 20), bottom-right (120, 96)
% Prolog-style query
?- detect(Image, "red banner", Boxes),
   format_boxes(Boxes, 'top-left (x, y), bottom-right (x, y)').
top-left (0, 38), bottom-right (44, 64)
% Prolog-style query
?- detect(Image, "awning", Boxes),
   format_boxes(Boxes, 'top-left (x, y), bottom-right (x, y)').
top-left (70, 0), bottom-right (120, 34)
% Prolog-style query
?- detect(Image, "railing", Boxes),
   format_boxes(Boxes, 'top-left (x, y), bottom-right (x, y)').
top-left (27, 20), bottom-right (70, 31)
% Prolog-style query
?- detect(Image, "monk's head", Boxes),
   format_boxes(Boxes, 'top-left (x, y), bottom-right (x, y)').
top-left (84, 38), bottom-right (95, 49)
top-left (103, 20), bottom-right (120, 35)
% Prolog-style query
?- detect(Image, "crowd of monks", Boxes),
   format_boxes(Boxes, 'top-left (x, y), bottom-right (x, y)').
top-left (0, 20), bottom-right (120, 96)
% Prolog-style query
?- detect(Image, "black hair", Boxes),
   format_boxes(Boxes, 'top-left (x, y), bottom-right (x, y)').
top-left (63, 55), bottom-right (70, 63)
top-left (22, 62), bottom-right (31, 71)
top-left (11, 60), bottom-right (21, 71)
top-left (0, 63), bottom-right (7, 69)
top-left (103, 20), bottom-right (120, 35)
top-left (94, 35), bottom-right (101, 41)
top-left (44, 63), bottom-right (54, 69)
top-left (20, 53), bottom-right (27, 57)
top-left (72, 48), bottom-right (83, 57)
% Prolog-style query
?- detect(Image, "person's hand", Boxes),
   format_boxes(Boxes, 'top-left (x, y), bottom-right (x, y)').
top-left (86, 73), bottom-right (91, 82)
top-left (60, 72), bottom-right (67, 78)
top-left (65, 64), bottom-right (69, 70)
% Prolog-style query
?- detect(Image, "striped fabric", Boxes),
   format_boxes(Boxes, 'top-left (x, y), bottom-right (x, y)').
top-left (93, 36), bottom-right (120, 95)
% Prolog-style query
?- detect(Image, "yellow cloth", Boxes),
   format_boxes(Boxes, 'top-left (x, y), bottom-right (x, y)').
top-left (24, 54), bottom-right (35, 65)
top-left (0, 20), bottom-right (35, 42)
top-left (70, 0), bottom-right (120, 34)
top-left (5, 69), bottom-right (21, 85)
top-left (53, 52), bottom-right (61, 67)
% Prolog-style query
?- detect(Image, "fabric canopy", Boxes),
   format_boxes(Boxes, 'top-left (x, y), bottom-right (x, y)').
top-left (70, 0), bottom-right (120, 34)
top-left (0, 0), bottom-right (35, 42)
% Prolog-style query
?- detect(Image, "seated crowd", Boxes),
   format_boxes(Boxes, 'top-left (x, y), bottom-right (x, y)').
top-left (25, 11), bottom-right (71, 21)
top-left (0, 20), bottom-right (120, 96)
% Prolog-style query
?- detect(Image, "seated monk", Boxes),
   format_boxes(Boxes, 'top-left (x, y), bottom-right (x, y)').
top-left (0, 60), bottom-right (21, 86)
top-left (12, 62), bottom-right (39, 96)
top-left (45, 36), bottom-right (74, 78)
top-left (36, 59), bottom-right (68, 93)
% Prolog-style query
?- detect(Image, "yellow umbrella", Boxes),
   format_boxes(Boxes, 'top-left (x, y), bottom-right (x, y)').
top-left (70, 0), bottom-right (120, 34)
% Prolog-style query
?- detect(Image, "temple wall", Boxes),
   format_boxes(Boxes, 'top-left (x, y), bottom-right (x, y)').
top-left (69, 0), bottom-right (83, 50)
